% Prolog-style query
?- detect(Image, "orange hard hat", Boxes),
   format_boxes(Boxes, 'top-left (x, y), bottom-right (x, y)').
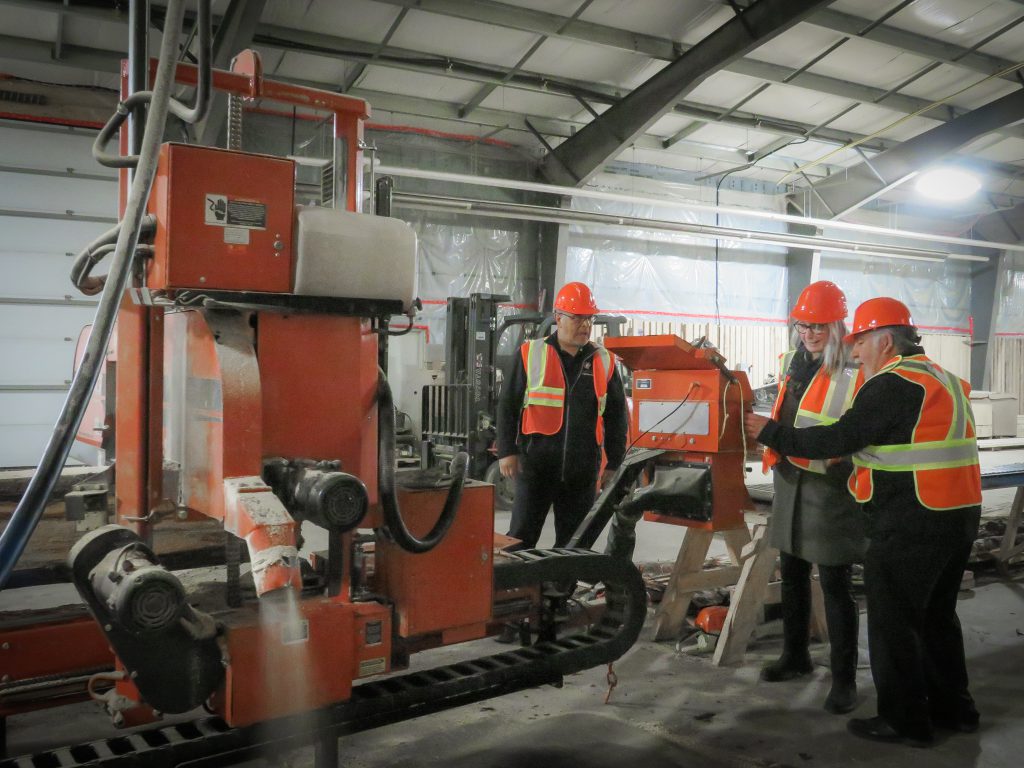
top-left (843, 297), bottom-right (914, 343)
top-left (553, 281), bottom-right (599, 315)
top-left (791, 280), bottom-right (847, 324)
top-left (695, 605), bottom-right (729, 635)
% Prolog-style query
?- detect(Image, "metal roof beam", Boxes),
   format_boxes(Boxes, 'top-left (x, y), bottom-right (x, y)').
top-left (369, 0), bottom-right (1024, 141)
top-left (804, 87), bottom-right (1024, 220)
top-left (7, 0), bottom-right (1024, 132)
top-left (540, 0), bottom-right (834, 186)
top-left (6, 29), bottom-right (1022, 187)
top-left (809, 7), bottom-right (1020, 82)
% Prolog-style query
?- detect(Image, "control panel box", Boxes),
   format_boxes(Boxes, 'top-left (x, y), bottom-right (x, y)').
top-left (148, 143), bottom-right (295, 293)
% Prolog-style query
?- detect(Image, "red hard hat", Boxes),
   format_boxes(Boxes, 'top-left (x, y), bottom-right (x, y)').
top-left (791, 280), bottom-right (847, 324)
top-left (695, 605), bottom-right (729, 635)
top-left (843, 297), bottom-right (914, 343)
top-left (553, 282), bottom-right (599, 315)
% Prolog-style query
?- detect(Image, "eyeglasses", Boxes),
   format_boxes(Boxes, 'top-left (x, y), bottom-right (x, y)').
top-left (557, 311), bottom-right (594, 325)
top-left (793, 321), bottom-right (827, 334)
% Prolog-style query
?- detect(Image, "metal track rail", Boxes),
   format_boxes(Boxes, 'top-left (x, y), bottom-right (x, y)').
top-left (1, 549), bottom-right (645, 768)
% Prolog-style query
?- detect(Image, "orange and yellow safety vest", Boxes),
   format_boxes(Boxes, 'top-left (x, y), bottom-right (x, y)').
top-left (848, 354), bottom-right (981, 511)
top-left (520, 339), bottom-right (614, 444)
top-left (763, 350), bottom-right (863, 474)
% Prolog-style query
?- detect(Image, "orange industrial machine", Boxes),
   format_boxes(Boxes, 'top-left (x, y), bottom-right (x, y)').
top-left (604, 334), bottom-right (754, 531)
top-left (566, 334), bottom-right (754, 567)
top-left (0, 7), bottom-right (643, 763)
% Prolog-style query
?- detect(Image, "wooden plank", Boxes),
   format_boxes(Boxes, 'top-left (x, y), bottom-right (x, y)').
top-left (809, 569), bottom-right (828, 642)
top-left (651, 528), bottom-right (712, 641)
top-left (713, 524), bottom-right (777, 666)
top-left (0, 466), bottom-right (105, 500)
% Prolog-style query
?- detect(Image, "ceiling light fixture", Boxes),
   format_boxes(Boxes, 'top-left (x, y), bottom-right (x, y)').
top-left (915, 167), bottom-right (982, 202)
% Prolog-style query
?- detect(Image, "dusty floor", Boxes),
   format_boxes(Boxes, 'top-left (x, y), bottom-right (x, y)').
top-left (3, 449), bottom-right (1024, 767)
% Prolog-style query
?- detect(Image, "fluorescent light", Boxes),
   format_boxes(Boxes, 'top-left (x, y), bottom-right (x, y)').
top-left (915, 167), bottom-right (981, 202)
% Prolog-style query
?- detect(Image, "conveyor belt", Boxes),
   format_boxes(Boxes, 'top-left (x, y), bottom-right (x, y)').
top-left (0, 548), bottom-right (645, 768)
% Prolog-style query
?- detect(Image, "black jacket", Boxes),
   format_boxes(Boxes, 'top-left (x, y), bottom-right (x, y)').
top-left (758, 346), bottom-right (980, 539)
top-left (496, 333), bottom-right (628, 476)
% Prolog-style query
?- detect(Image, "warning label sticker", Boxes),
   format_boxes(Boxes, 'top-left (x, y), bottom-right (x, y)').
top-left (204, 194), bottom-right (267, 229)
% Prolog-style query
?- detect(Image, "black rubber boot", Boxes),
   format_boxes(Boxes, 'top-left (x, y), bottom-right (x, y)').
top-left (761, 553), bottom-right (813, 682)
top-left (824, 678), bottom-right (858, 714)
top-left (760, 652), bottom-right (814, 681)
top-left (820, 563), bottom-right (859, 714)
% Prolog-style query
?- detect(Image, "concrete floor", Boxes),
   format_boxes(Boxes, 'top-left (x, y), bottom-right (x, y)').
top-left (4, 449), bottom-right (1024, 767)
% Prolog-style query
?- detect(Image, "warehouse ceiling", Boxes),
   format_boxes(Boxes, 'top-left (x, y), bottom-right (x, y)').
top-left (2, 0), bottom-right (1024, 229)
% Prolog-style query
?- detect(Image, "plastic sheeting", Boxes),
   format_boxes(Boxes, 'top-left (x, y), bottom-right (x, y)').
top-left (997, 251), bottom-right (1024, 336)
top-left (241, 113), bottom-right (541, 350)
top-left (817, 252), bottom-right (973, 333)
top-left (367, 129), bottom-right (542, 350)
top-left (818, 223), bottom-right (973, 333)
top-left (563, 172), bottom-right (790, 326)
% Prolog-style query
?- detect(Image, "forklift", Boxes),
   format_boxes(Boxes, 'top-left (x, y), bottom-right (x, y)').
top-left (420, 293), bottom-right (627, 510)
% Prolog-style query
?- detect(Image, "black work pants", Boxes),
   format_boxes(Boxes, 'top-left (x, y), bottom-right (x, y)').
top-left (507, 455), bottom-right (599, 549)
top-left (863, 505), bottom-right (980, 737)
top-left (778, 552), bottom-right (859, 682)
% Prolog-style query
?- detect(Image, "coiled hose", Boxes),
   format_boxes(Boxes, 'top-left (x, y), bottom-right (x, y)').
top-left (0, 0), bottom-right (206, 589)
top-left (92, 0), bottom-right (211, 169)
top-left (377, 369), bottom-right (468, 553)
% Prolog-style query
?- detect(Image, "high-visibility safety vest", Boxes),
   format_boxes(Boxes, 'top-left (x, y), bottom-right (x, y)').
top-left (849, 354), bottom-right (982, 511)
top-left (763, 350), bottom-right (863, 474)
top-left (520, 339), bottom-right (614, 443)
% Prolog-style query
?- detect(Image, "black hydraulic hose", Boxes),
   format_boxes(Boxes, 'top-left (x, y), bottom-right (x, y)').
top-left (377, 369), bottom-right (468, 553)
top-left (0, 0), bottom-right (189, 590)
top-left (171, 0), bottom-right (211, 125)
top-left (93, 0), bottom-right (212, 168)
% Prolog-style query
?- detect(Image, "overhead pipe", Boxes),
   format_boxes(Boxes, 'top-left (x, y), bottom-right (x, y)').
top-left (376, 165), bottom-right (1008, 260)
top-left (391, 191), bottom-right (976, 264)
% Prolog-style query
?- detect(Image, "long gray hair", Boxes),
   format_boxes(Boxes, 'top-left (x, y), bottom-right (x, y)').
top-left (789, 319), bottom-right (850, 377)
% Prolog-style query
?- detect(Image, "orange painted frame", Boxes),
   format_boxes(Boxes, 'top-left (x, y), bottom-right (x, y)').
top-left (116, 53), bottom-right (370, 528)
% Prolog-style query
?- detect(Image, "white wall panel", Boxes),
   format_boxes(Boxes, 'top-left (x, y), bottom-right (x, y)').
top-left (2, 252), bottom-right (87, 298)
top-left (0, 170), bottom-right (116, 218)
top-left (0, 392), bottom-right (72, 469)
top-left (0, 120), bottom-right (115, 468)
top-left (0, 123), bottom-right (104, 173)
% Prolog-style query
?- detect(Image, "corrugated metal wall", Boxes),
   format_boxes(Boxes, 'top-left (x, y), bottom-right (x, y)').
top-left (991, 337), bottom-right (1024, 409)
top-left (0, 119), bottom-right (116, 468)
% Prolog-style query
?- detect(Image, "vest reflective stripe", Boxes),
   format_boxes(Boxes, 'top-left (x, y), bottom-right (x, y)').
top-left (848, 355), bottom-right (981, 510)
top-left (523, 341), bottom-right (564, 409)
top-left (762, 351), bottom-right (795, 472)
top-left (520, 339), bottom-right (614, 442)
top-left (763, 350), bottom-right (859, 474)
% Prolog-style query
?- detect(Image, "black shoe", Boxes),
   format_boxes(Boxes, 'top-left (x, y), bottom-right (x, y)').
top-left (847, 717), bottom-right (933, 748)
top-left (760, 655), bottom-right (813, 682)
top-left (824, 681), bottom-right (858, 714)
top-left (933, 711), bottom-right (980, 734)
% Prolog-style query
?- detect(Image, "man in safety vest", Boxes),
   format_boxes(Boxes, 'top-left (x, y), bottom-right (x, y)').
top-left (744, 297), bottom-right (981, 748)
top-left (496, 281), bottom-right (628, 551)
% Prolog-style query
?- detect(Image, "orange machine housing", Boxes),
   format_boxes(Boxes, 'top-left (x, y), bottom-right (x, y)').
top-left (374, 483), bottom-right (494, 644)
top-left (605, 335), bottom-right (753, 531)
top-left (148, 143), bottom-right (295, 293)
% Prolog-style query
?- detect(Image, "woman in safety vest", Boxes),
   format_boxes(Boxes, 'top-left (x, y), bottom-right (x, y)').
top-left (760, 280), bottom-right (866, 717)
top-left (745, 297), bottom-right (981, 748)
